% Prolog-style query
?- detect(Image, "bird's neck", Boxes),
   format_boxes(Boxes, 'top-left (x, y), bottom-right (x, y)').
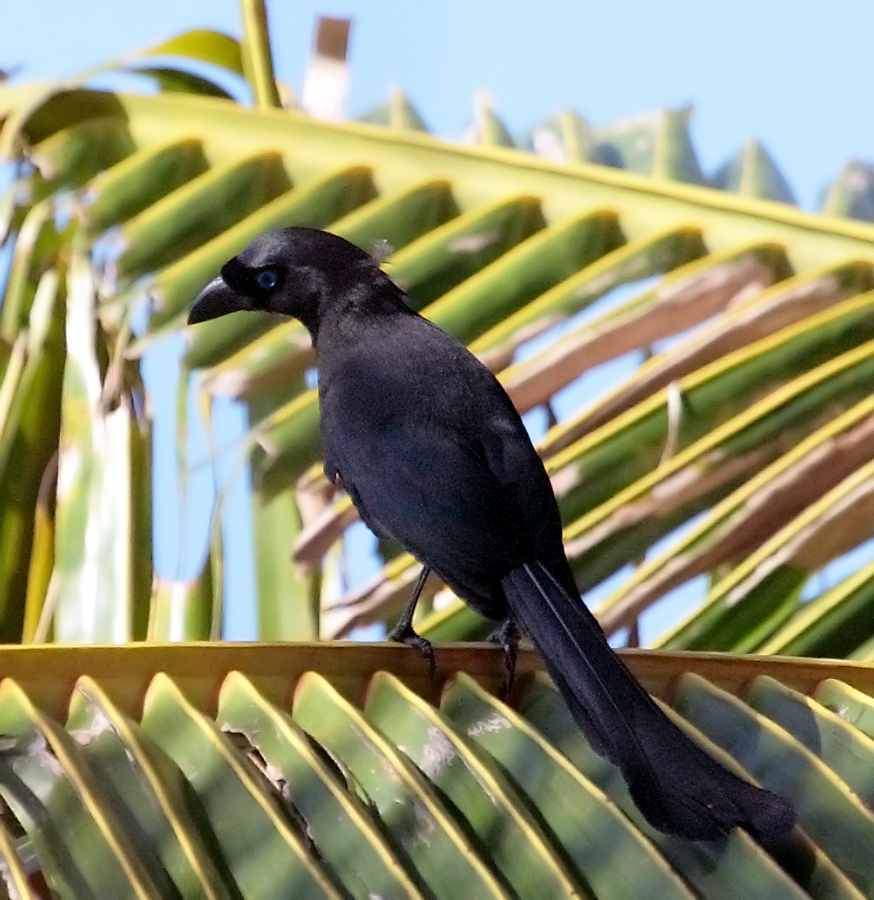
top-left (311, 283), bottom-right (415, 353)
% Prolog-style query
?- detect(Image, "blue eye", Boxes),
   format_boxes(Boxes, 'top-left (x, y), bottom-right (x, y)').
top-left (256, 269), bottom-right (278, 290)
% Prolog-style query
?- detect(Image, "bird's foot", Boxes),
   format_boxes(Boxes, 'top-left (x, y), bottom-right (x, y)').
top-left (489, 619), bottom-right (521, 691)
top-left (387, 620), bottom-right (436, 679)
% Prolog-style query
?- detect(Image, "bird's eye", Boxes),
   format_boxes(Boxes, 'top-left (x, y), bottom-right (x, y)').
top-left (256, 269), bottom-right (278, 290)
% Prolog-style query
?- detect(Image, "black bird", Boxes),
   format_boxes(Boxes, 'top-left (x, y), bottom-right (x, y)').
top-left (189, 226), bottom-right (795, 842)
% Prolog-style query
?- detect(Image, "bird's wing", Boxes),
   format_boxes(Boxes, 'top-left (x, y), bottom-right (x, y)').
top-left (328, 418), bottom-right (522, 614)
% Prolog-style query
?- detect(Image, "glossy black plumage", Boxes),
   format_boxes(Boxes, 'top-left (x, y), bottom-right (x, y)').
top-left (189, 226), bottom-right (795, 842)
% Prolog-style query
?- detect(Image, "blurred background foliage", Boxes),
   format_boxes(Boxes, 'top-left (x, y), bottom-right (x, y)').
top-left (3, 0), bottom-right (874, 658)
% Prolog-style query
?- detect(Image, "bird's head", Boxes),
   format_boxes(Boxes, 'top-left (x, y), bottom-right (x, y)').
top-left (188, 227), bottom-right (384, 338)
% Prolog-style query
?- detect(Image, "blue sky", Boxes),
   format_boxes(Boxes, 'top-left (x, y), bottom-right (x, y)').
top-left (5, 1), bottom-right (874, 639)
top-left (5, 0), bottom-right (873, 210)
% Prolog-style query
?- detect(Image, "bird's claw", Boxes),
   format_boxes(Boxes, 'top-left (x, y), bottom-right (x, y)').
top-left (387, 621), bottom-right (436, 679)
top-left (491, 619), bottom-right (521, 692)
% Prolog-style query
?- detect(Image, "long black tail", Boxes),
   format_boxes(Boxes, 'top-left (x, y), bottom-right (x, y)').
top-left (501, 561), bottom-right (795, 842)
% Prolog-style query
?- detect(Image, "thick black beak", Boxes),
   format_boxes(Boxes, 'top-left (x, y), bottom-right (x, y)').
top-left (188, 277), bottom-right (249, 325)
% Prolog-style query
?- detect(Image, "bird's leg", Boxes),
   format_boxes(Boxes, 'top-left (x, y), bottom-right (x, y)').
top-left (489, 619), bottom-right (521, 691)
top-left (387, 566), bottom-right (435, 678)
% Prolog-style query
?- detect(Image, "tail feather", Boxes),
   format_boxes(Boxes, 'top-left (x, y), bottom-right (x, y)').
top-left (502, 561), bottom-right (795, 842)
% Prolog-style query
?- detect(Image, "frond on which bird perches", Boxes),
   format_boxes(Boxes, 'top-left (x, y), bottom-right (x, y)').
top-left (0, 644), bottom-right (871, 896)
